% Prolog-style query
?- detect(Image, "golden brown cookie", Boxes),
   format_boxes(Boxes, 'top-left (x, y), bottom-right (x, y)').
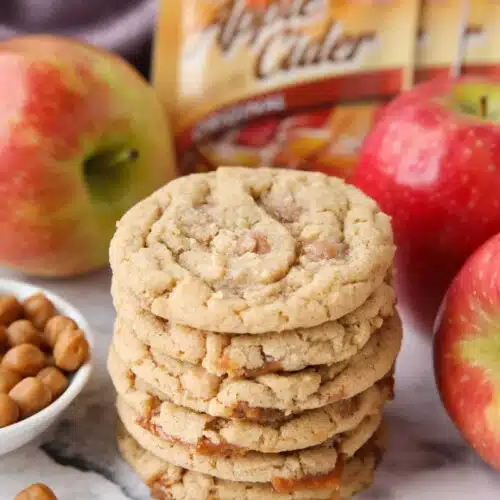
top-left (117, 418), bottom-right (385, 499)
top-left (117, 396), bottom-right (382, 484)
top-left (111, 277), bottom-right (395, 377)
top-left (109, 313), bottom-right (401, 420)
top-left (110, 168), bottom-right (395, 334)
top-left (108, 346), bottom-right (390, 454)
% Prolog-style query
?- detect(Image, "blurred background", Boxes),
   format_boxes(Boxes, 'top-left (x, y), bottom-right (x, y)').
top-left (0, 0), bottom-right (156, 76)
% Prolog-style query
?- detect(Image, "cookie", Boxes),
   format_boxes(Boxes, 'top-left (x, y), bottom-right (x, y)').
top-left (117, 396), bottom-right (382, 484)
top-left (111, 277), bottom-right (395, 376)
top-left (108, 347), bottom-right (389, 454)
top-left (117, 418), bottom-right (385, 500)
top-left (109, 313), bottom-right (401, 420)
top-left (110, 167), bottom-right (395, 334)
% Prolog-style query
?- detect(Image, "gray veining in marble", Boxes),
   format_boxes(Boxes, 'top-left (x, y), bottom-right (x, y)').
top-left (0, 267), bottom-right (499, 499)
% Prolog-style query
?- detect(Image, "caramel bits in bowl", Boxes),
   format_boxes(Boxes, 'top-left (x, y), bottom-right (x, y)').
top-left (0, 292), bottom-right (90, 429)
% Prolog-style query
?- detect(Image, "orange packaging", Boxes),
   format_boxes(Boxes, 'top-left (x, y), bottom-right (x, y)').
top-left (461, 0), bottom-right (500, 77)
top-left (153, 0), bottom-right (419, 179)
top-left (415, 0), bottom-right (467, 83)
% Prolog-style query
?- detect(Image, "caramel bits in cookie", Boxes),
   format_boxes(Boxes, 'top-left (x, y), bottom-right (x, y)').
top-left (271, 460), bottom-right (344, 493)
top-left (23, 293), bottom-right (56, 330)
top-left (109, 168), bottom-right (395, 334)
top-left (237, 231), bottom-right (271, 255)
top-left (304, 238), bottom-right (348, 261)
top-left (9, 377), bottom-right (52, 419)
top-left (15, 483), bottom-right (57, 500)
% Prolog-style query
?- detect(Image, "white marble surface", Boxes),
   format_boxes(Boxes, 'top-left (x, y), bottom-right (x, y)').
top-left (0, 267), bottom-right (498, 499)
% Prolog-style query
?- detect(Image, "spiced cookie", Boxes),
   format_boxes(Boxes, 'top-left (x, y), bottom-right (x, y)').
top-left (108, 347), bottom-right (390, 454)
top-left (109, 313), bottom-right (401, 420)
top-left (117, 396), bottom-right (382, 484)
top-left (117, 418), bottom-right (385, 500)
top-left (110, 168), bottom-right (395, 334)
top-left (111, 278), bottom-right (395, 377)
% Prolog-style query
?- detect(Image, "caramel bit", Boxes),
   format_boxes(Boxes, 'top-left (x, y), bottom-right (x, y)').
top-left (0, 295), bottom-right (24, 325)
top-left (220, 355), bottom-right (283, 378)
top-left (147, 396), bottom-right (162, 420)
top-left (44, 315), bottom-right (78, 348)
top-left (304, 239), bottom-right (348, 261)
top-left (271, 459), bottom-right (344, 493)
top-left (23, 292), bottom-right (56, 330)
top-left (231, 401), bottom-right (285, 424)
top-left (231, 401), bottom-right (264, 421)
top-left (218, 355), bottom-right (241, 376)
top-left (0, 326), bottom-right (8, 345)
top-left (149, 477), bottom-right (175, 499)
top-left (6, 320), bottom-right (44, 347)
top-left (245, 360), bottom-right (283, 378)
top-left (196, 436), bottom-right (245, 457)
top-left (137, 417), bottom-right (183, 445)
top-left (138, 416), bottom-right (244, 458)
top-left (150, 481), bottom-right (168, 499)
top-left (237, 231), bottom-right (271, 255)
top-left (15, 483), bottom-right (57, 500)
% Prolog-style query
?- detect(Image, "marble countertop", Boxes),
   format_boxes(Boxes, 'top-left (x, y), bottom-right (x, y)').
top-left (0, 267), bottom-right (498, 500)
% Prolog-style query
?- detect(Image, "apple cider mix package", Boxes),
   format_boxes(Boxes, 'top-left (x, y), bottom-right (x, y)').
top-left (153, 0), bottom-right (420, 179)
top-left (461, 0), bottom-right (500, 77)
top-left (415, 0), bottom-right (467, 83)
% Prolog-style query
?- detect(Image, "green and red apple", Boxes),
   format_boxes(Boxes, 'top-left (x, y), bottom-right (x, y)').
top-left (0, 35), bottom-right (174, 277)
top-left (352, 77), bottom-right (500, 332)
top-left (434, 232), bottom-right (500, 470)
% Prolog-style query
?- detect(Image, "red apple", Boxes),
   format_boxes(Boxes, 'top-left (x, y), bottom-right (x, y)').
top-left (352, 76), bottom-right (500, 332)
top-left (434, 232), bottom-right (500, 470)
top-left (0, 35), bottom-right (174, 277)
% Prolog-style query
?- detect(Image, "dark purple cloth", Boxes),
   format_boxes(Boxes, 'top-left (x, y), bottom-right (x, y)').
top-left (0, 0), bottom-right (157, 75)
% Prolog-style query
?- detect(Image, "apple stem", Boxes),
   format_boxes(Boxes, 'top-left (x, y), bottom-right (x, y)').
top-left (83, 148), bottom-right (140, 202)
top-left (480, 95), bottom-right (488, 118)
top-left (85, 148), bottom-right (139, 173)
top-left (108, 149), bottom-right (139, 167)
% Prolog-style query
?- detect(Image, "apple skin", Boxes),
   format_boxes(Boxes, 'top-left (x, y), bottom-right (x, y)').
top-left (0, 35), bottom-right (174, 277)
top-left (352, 76), bottom-right (500, 332)
top-left (434, 232), bottom-right (500, 470)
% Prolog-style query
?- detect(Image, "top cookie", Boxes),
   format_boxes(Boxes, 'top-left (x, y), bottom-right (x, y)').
top-left (110, 167), bottom-right (395, 334)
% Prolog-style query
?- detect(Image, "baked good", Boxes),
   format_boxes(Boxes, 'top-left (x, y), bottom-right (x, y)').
top-left (111, 278), bottom-right (395, 376)
top-left (117, 419), bottom-right (386, 499)
top-left (117, 396), bottom-right (382, 484)
top-left (109, 313), bottom-right (401, 419)
top-left (110, 168), bottom-right (395, 334)
top-left (109, 348), bottom-right (391, 454)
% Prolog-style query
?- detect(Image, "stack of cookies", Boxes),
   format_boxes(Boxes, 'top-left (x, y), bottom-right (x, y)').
top-left (108, 167), bottom-right (401, 499)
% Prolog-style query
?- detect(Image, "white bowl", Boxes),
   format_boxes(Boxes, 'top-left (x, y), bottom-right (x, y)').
top-left (0, 278), bottom-right (93, 456)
